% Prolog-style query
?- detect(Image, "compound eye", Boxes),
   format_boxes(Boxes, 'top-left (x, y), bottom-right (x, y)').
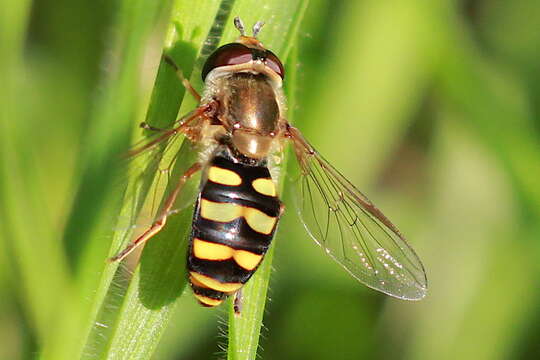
top-left (265, 50), bottom-right (285, 79)
top-left (201, 43), bottom-right (252, 80)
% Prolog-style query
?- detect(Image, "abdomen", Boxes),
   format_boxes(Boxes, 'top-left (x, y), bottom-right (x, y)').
top-left (188, 152), bottom-right (281, 307)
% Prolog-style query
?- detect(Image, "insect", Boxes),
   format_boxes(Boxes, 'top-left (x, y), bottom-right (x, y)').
top-left (111, 17), bottom-right (428, 308)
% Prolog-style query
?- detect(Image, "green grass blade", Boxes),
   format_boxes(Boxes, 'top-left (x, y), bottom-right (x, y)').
top-left (226, 2), bottom-right (309, 359)
top-left (101, 146), bottom-right (197, 359)
top-left (80, 1), bottom-right (228, 359)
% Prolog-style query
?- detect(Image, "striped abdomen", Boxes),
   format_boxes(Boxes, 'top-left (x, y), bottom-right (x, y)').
top-left (188, 153), bottom-right (281, 307)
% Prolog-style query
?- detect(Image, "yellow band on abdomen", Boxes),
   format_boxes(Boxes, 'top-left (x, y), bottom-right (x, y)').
top-left (190, 272), bottom-right (243, 293)
top-left (252, 178), bottom-right (276, 197)
top-left (208, 166), bottom-right (242, 186)
top-left (193, 238), bottom-right (233, 260)
top-left (200, 199), bottom-right (242, 223)
top-left (194, 293), bottom-right (223, 306)
top-left (244, 207), bottom-right (277, 234)
top-left (233, 250), bottom-right (263, 270)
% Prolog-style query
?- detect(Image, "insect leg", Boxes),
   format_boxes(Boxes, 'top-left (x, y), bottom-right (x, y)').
top-left (163, 54), bottom-right (201, 103)
top-left (109, 162), bottom-right (202, 262)
top-left (233, 289), bottom-right (243, 315)
top-left (126, 102), bottom-right (215, 158)
top-left (139, 122), bottom-right (166, 132)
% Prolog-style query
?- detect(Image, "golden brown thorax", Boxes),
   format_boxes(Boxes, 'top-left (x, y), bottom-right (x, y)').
top-left (221, 72), bottom-right (280, 159)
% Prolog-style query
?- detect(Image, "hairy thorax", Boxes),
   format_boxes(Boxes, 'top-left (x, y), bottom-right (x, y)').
top-left (215, 72), bottom-right (282, 159)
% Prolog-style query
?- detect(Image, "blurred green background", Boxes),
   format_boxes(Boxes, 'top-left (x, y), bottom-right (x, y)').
top-left (1, 0), bottom-right (540, 359)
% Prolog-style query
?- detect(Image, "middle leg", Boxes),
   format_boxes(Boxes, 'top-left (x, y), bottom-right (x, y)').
top-left (109, 162), bottom-right (202, 262)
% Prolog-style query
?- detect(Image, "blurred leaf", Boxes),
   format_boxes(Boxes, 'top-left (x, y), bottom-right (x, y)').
top-left (398, 111), bottom-right (534, 360)
top-left (0, 0), bottom-right (80, 359)
top-left (432, 1), bottom-right (540, 223)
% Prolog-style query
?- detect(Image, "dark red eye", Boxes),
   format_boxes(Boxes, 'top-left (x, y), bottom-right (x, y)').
top-left (201, 43), bottom-right (252, 80)
top-left (265, 50), bottom-right (285, 79)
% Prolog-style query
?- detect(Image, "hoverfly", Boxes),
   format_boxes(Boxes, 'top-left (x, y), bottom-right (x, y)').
top-left (111, 17), bottom-right (427, 308)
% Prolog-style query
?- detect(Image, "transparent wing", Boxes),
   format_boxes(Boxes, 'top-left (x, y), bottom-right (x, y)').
top-left (289, 130), bottom-right (427, 300)
top-left (116, 109), bottom-right (205, 233)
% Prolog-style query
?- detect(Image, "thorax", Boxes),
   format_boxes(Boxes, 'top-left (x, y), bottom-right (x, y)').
top-left (203, 72), bottom-right (285, 160)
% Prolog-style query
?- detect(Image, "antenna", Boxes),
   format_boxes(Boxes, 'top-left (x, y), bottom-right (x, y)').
top-left (234, 16), bottom-right (245, 36)
top-left (252, 21), bottom-right (265, 38)
top-left (234, 16), bottom-right (265, 38)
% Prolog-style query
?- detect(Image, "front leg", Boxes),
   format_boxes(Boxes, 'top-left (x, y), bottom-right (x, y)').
top-left (163, 54), bottom-right (202, 103)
